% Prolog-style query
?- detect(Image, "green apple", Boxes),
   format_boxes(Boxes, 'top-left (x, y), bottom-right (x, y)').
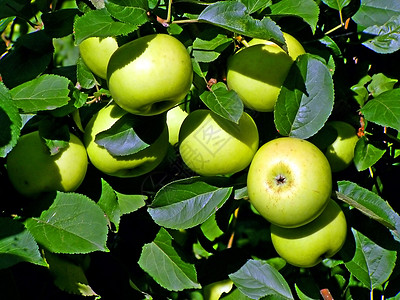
top-left (107, 34), bottom-right (193, 116)
top-left (79, 36), bottom-right (118, 79)
top-left (179, 109), bottom-right (259, 176)
top-left (324, 121), bottom-right (359, 172)
top-left (6, 131), bottom-right (88, 197)
top-left (270, 199), bottom-right (347, 268)
top-left (247, 137), bottom-right (332, 228)
top-left (203, 279), bottom-right (234, 300)
top-left (84, 102), bottom-right (169, 177)
top-left (226, 43), bottom-right (293, 112)
top-left (248, 32), bottom-right (306, 61)
top-left (166, 105), bottom-right (188, 146)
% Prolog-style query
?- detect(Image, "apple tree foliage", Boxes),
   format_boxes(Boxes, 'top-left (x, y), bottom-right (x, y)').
top-left (1, 0), bottom-right (400, 298)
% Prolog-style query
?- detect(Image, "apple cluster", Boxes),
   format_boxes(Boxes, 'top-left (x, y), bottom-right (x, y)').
top-left (5, 32), bottom-right (353, 269)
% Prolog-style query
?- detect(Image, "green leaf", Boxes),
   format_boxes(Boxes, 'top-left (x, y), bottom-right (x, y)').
top-left (98, 179), bottom-right (121, 231)
top-left (0, 82), bottom-right (21, 157)
top-left (362, 15), bottom-right (400, 54)
top-left (116, 192), bottom-right (147, 215)
top-left (269, 0), bottom-right (320, 34)
top-left (321, 0), bottom-right (350, 11)
top-left (199, 82), bottom-right (244, 124)
top-left (76, 57), bottom-right (97, 89)
top-left (367, 73), bottom-right (398, 97)
top-left (25, 192), bottom-right (109, 254)
top-left (95, 113), bottom-right (166, 156)
top-left (274, 54), bottom-right (334, 139)
top-left (138, 228), bottom-right (201, 291)
top-left (295, 276), bottom-right (321, 300)
top-left (10, 74), bottom-right (70, 113)
top-left (73, 9), bottom-right (138, 44)
top-left (229, 259), bottom-right (294, 299)
top-left (192, 31), bottom-right (232, 63)
top-left (353, 137), bottom-right (386, 171)
top-left (42, 8), bottom-right (80, 38)
top-left (336, 181), bottom-right (400, 240)
top-left (0, 218), bottom-right (47, 269)
top-left (0, 31), bottom-right (54, 88)
top-left (352, 0), bottom-right (400, 28)
top-left (104, 0), bottom-right (149, 26)
top-left (360, 88), bottom-right (400, 131)
top-left (0, 0), bottom-right (28, 19)
top-left (240, 0), bottom-right (272, 14)
top-left (350, 75), bottom-right (372, 106)
top-left (148, 177), bottom-right (232, 230)
top-left (198, 1), bottom-right (285, 45)
top-left (344, 228), bottom-right (397, 290)
top-left (45, 251), bottom-right (98, 296)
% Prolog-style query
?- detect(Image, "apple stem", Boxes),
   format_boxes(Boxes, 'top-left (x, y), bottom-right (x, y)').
top-left (320, 288), bottom-right (334, 300)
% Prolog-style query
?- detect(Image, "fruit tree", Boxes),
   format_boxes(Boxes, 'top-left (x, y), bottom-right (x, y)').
top-left (1, 0), bottom-right (400, 299)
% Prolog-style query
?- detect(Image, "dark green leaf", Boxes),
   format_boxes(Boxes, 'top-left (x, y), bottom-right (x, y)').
top-left (229, 259), bottom-right (294, 299)
top-left (76, 57), bottom-right (97, 89)
top-left (25, 192), bottom-right (109, 254)
top-left (353, 137), bottom-right (386, 171)
top-left (269, 0), bottom-right (320, 34)
top-left (362, 15), bottom-right (400, 54)
top-left (336, 181), bottom-right (400, 240)
top-left (0, 217), bottom-right (47, 269)
top-left (199, 82), bottom-right (244, 124)
top-left (352, 0), bottom-right (400, 27)
top-left (344, 228), bottom-right (397, 290)
top-left (104, 0), bottom-right (149, 26)
top-left (45, 251), bottom-right (98, 296)
top-left (73, 9), bottom-right (138, 44)
top-left (148, 177), bottom-right (232, 230)
top-left (360, 88), bottom-right (400, 131)
top-left (274, 54), bottom-right (334, 139)
top-left (0, 0), bottom-right (28, 19)
top-left (10, 74), bottom-right (71, 113)
top-left (95, 113), bottom-right (166, 156)
top-left (0, 82), bottom-right (21, 157)
top-left (198, 1), bottom-right (285, 45)
top-left (138, 228), bottom-right (201, 291)
top-left (42, 8), bottom-right (81, 38)
top-left (0, 31), bottom-right (53, 88)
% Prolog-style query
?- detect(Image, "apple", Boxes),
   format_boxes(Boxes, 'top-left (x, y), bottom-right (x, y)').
top-left (270, 199), bottom-right (347, 268)
top-left (107, 34), bottom-right (193, 116)
top-left (166, 105), bottom-right (189, 146)
top-left (247, 137), bottom-right (332, 228)
top-left (203, 279), bottom-right (234, 300)
top-left (79, 36), bottom-right (118, 79)
top-left (84, 102), bottom-right (169, 177)
top-left (6, 131), bottom-right (88, 197)
top-left (226, 43), bottom-right (293, 112)
top-left (324, 121), bottom-right (359, 172)
top-left (179, 109), bottom-right (259, 176)
top-left (248, 32), bottom-right (305, 61)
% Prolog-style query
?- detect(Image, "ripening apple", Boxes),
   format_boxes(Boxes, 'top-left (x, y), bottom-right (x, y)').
top-left (107, 34), bottom-right (193, 116)
top-left (166, 105), bottom-right (189, 146)
top-left (270, 199), bottom-right (347, 268)
top-left (324, 121), bottom-right (359, 172)
top-left (179, 109), bottom-right (259, 176)
top-left (203, 279), bottom-right (234, 300)
top-left (247, 137), bottom-right (332, 228)
top-left (84, 102), bottom-right (169, 177)
top-left (226, 43), bottom-right (293, 112)
top-left (6, 131), bottom-right (88, 197)
top-left (248, 32), bottom-right (306, 61)
top-left (79, 36), bottom-right (118, 79)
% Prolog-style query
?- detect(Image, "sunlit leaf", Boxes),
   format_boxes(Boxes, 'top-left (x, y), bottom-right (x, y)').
top-left (353, 137), bottom-right (386, 171)
top-left (25, 192), bottom-right (109, 254)
top-left (352, 0), bottom-right (400, 27)
top-left (229, 259), bottom-right (294, 299)
top-left (138, 228), bottom-right (201, 291)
